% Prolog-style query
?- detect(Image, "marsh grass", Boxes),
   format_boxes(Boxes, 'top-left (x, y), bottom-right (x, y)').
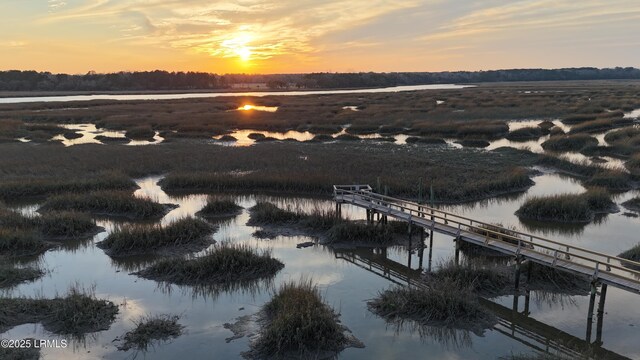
top-left (506, 127), bottom-right (546, 141)
top-left (218, 135), bottom-right (237, 142)
top-left (405, 136), bottom-right (446, 145)
top-left (604, 126), bottom-right (640, 144)
top-left (0, 229), bottom-right (50, 257)
top-left (515, 189), bottom-right (615, 223)
top-left (526, 262), bottom-right (590, 293)
top-left (0, 142), bottom-right (541, 204)
top-left (0, 284), bottom-right (118, 336)
top-left (95, 135), bottom-right (129, 143)
top-left (249, 202), bottom-right (304, 224)
top-left (37, 211), bottom-right (99, 238)
top-left (196, 197), bottom-right (242, 218)
top-left (0, 341), bottom-right (40, 360)
top-left (0, 209), bottom-right (97, 258)
top-left (424, 261), bottom-right (512, 297)
top-left (536, 155), bottom-right (597, 178)
top-left (583, 170), bottom-right (633, 191)
top-left (618, 243), bottom-right (640, 269)
top-left (622, 197), bottom-right (640, 212)
top-left (0, 265), bottom-right (44, 288)
top-left (250, 278), bottom-right (350, 359)
top-left (368, 280), bottom-right (496, 331)
top-left (1, 208), bottom-right (98, 239)
top-left (541, 134), bottom-right (598, 152)
top-left (115, 314), bottom-right (184, 352)
top-left (626, 154), bottom-right (640, 178)
top-left (249, 202), bottom-right (340, 231)
top-left (97, 217), bottom-right (214, 256)
top-left (135, 242), bottom-right (284, 286)
top-left (40, 191), bottom-right (170, 219)
top-left (0, 171), bottom-right (135, 200)
top-left (126, 125), bottom-right (155, 140)
top-left (568, 117), bottom-right (633, 134)
top-left (455, 139), bottom-right (490, 148)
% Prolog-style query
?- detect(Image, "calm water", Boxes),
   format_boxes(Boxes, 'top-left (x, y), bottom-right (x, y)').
top-left (0, 84), bottom-right (473, 104)
top-left (2, 173), bottom-right (640, 359)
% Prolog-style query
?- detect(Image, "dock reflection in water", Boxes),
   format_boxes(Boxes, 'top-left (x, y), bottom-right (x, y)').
top-left (333, 243), bottom-right (630, 359)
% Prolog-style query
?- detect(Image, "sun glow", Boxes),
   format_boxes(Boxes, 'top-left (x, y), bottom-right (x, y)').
top-left (219, 34), bottom-right (254, 62)
top-left (236, 46), bottom-right (252, 61)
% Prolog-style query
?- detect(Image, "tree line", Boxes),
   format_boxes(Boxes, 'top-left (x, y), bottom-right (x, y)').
top-left (1, 67), bottom-right (639, 92)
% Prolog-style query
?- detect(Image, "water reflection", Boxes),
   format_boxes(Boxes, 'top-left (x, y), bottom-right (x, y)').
top-left (2, 174), bottom-right (640, 359)
top-left (49, 123), bottom-right (164, 147)
top-left (236, 104), bottom-right (278, 112)
top-left (0, 84), bottom-right (475, 104)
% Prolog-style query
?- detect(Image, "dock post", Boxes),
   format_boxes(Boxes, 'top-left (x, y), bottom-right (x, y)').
top-left (595, 283), bottom-right (608, 345)
top-left (335, 203), bottom-right (342, 218)
top-left (454, 237), bottom-right (460, 265)
top-left (514, 257), bottom-right (522, 292)
top-left (523, 289), bottom-right (531, 316)
top-left (586, 281), bottom-right (597, 342)
top-left (418, 228), bottom-right (425, 270)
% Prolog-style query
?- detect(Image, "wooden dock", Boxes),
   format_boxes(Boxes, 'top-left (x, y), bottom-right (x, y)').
top-left (333, 185), bottom-right (640, 295)
top-left (333, 247), bottom-right (631, 359)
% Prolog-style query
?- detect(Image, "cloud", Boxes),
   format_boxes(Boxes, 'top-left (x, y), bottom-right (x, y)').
top-left (0, 41), bottom-right (27, 48)
top-left (48, 0), bottom-right (67, 10)
top-left (420, 0), bottom-right (640, 44)
top-left (40, 0), bottom-right (422, 62)
top-left (5, 0), bottom-right (640, 72)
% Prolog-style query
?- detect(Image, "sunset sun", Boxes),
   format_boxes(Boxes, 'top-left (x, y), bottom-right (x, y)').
top-left (235, 46), bottom-right (252, 61)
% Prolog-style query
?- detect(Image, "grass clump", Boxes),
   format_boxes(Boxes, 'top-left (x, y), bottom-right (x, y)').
top-left (40, 191), bottom-right (170, 219)
top-left (0, 265), bottom-right (44, 288)
top-left (125, 126), bottom-right (155, 140)
top-left (536, 155), bottom-right (597, 177)
top-left (506, 127), bottom-right (546, 141)
top-left (0, 284), bottom-right (118, 336)
top-left (456, 139), bottom-right (490, 148)
top-left (425, 261), bottom-right (512, 297)
top-left (622, 197), bottom-right (640, 212)
top-left (1, 208), bottom-right (97, 238)
top-left (249, 202), bottom-right (342, 237)
top-left (405, 136), bottom-right (446, 145)
top-left (541, 134), bottom-right (598, 152)
top-left (0, 341), bottom-right (40, 360)
top-left (515, 189), bottom-right (615, 223)
top-left (0, 229), bottom-right (49, 257)
top-left (368, 280), bottom-right (496, 331)
top-left (583, 170), bottom-right (633, 191)
top-left (526, 262), bottom-right (590, 293)
top-left (37, 211), bottom-right (98, 238)
top-left (115, 314), bottom-right (184, 352)
top-left (135, 242), bottom-right (283, 286)
top-left (569, 117), bottom-right (633, 134)
top-left (250, 279), bottom-right (352, 359)
top-left (619, 243), bottom-right (640, 268)
top-left (218, 134), bottom-right (237, 142)
top-left (249, 202), bottom-right (303, 224)
top-left (97, 217), bottom-right (214, 256)
top-left (604, 126), bottom-right (640, 144)
top-left (196, 197), bottom-right (242, 218)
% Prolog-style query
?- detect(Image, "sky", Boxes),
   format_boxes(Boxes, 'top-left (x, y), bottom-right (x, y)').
top-left (0, 0), bottom-right (639, 74)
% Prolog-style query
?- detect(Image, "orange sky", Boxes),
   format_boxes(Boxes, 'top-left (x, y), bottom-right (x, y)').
top-left (1, 0), bottom-right (639, 74)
